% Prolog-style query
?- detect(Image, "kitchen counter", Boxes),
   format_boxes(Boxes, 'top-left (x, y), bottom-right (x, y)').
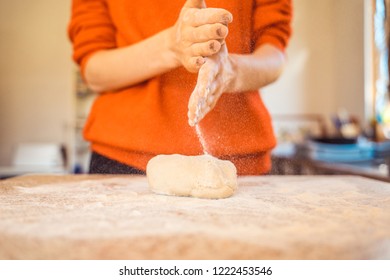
top-left (272, 155), bottom-right (390, 182)
top-left (0, 175), bottom-right (389, 260)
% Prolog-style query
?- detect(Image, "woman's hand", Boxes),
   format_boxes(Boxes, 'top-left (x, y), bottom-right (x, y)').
top-left (188, 43), bottom-right (287, 126)
top-left (187, 43), bottom-right (235, 126)
top-left (172, 0), bottom-right (232, 73)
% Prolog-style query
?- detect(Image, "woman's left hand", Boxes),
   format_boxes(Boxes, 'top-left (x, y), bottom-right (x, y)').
top-left (188, 43), bottom-right (235, 126)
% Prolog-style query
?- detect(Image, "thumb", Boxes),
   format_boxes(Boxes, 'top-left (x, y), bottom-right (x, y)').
top-left (184, 0), bottom-right (206, 8)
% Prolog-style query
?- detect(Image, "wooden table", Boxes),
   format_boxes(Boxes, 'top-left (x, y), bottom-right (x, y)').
top-left (0, 175), bottom-right (389, 260)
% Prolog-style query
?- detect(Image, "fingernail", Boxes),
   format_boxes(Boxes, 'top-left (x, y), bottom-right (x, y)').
top-left (216, 28), bottom-right (222, 37)
top-left (209, 42), bottom-right (215, 50)
top-left (207, 95), bottom-right (215, 106)
top-left (222, 14), bottom-right (232, 24)
top-left (196, 57), bottom-right (204, 66)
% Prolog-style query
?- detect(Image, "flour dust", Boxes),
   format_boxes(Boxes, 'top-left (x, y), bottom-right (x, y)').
top-left (195, 124), bottom-right (209, 155)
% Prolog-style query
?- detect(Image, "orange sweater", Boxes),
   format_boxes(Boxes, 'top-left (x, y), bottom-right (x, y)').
top-left (68, 0), bottom-right (292, 175)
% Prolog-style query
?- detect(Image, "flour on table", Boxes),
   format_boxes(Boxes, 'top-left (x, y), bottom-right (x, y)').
top-left (146, 154), bottom-right (237, 199)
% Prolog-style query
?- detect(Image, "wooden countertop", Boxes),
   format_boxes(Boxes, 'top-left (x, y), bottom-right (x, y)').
top-left (0, 175), bottom-right (389, 260)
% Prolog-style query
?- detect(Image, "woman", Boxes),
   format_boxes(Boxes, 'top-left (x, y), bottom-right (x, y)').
top-left (68, 0), bottom-right (292, 175)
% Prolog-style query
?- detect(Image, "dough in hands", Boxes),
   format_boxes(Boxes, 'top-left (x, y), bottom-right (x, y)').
top-left (146, 154), bottom-right (237, 199)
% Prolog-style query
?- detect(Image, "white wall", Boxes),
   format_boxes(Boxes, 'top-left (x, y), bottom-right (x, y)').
top-left (0, 0), bottom-right (74, 165)
top-left (263, 0), bottom-right (365, 123)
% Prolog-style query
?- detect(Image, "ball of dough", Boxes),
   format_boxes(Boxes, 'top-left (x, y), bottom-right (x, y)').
top-left (146, 154), bottom-right (237, 199)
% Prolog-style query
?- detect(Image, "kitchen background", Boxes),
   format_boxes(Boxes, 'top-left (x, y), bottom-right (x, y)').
top-left (0, 0), bottom-right (383, 178)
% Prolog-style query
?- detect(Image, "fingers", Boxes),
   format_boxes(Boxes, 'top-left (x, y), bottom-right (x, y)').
top-left (191, 40), bottom-right (222, 57)
top-left (183, 40), bottom-right (221, 72)
top-left (188, 60), bottom-right (221, 126)
top-left (184, 0), bottom-right (206, 8)
top-left (181, 22), bottom-right (227, 71)
top-left (185, 56), bottom-right (205, 73)
top-left (184, 8), bottom-right (233, 27)
top-left (188, 88), bottom-right (210, 126)
top-left (188, 86), bottom-right (220, 126)
top-left (176, 3), bottom-right (232, 74)
top-left (188, 86), bottom-right (201, 126)
top-left (184, 23), bottom-right (228, 42)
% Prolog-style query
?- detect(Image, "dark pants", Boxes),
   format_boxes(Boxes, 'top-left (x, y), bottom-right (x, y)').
top-left (89, 152), bottom-right (146, 175)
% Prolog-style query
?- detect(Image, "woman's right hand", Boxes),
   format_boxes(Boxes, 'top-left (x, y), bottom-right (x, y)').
top-left (171, 0), bottom-right (233, 73)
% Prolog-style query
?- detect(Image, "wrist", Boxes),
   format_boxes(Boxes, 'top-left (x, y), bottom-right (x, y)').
top-left (224, 54), bottom-right (239, 93)
top-left (163, 27), bottom-right (182, 69)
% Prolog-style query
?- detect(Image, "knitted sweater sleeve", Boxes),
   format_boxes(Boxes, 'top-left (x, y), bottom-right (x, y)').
top-left (252, 0), bottom-right (293, 51)
top-left (68, 0), bottom-right (117, 75)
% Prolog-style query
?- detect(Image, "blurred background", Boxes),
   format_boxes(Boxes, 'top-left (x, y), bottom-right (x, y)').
top-left (1, 0), bottom-right (390, 181)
